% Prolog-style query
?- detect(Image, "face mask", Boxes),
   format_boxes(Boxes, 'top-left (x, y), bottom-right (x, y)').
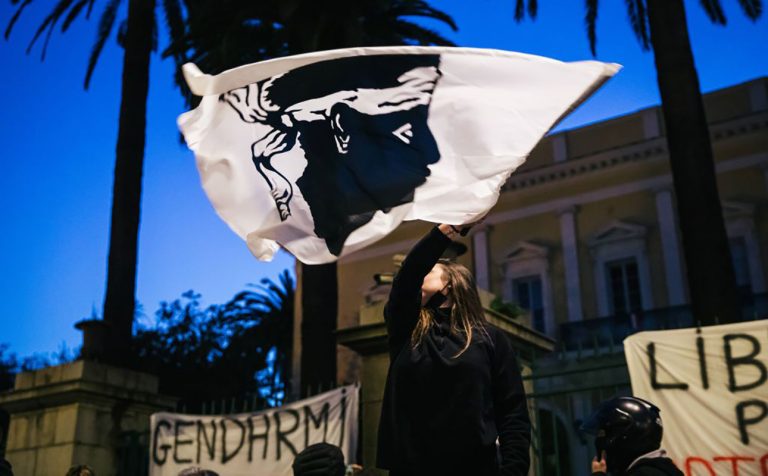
top-left (425, 282), bottom-right (450, 309)
top-left (425, 291), bottom-right (447, 309)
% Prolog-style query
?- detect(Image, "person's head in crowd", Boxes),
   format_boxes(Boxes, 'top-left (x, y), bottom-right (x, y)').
top-left (292, 443), bottom-right (346, 476)
top-left (177, 468), bottom-right (219, 476)
top-left (65, 465), bottom-right (95, 476)
top-left (581, 396), bottom-right (663, 475)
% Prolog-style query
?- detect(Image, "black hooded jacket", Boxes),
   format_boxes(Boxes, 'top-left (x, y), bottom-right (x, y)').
top-left (376, 226), bottom-right (531, 476)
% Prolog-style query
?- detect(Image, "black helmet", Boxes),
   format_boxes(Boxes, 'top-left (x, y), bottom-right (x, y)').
top-left (581, 396), bottom-right (663, 475)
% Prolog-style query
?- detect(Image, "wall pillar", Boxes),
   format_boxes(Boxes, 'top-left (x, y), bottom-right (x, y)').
top-left (0, 360), bottom-right (174, 476)
top-left (559, 207), bottom-right (583, 322)
top-left (654, 188), bottom-right (687, 305)
top-left (472, 225), bottom-right (492, 291)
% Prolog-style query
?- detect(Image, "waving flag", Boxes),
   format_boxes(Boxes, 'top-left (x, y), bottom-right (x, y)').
top-left (179, 47), bottom-right (620, 264)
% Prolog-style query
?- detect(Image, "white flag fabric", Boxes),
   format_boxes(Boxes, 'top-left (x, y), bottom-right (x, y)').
top-left (624, 321), bottom-right (768, 475)
top-left (178, 46), bottom-right (620, 264)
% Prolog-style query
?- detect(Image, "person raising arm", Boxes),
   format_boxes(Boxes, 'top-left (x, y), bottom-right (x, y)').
top-left (377, 222), bottom-right (531, 476)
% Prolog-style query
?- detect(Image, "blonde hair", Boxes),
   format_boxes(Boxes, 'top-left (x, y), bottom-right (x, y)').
top-left (410, 260), bottom-right (489, 357)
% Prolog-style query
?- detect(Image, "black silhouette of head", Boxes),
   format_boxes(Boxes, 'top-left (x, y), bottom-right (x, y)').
top-left (224, 54), bottom-right (443, 256)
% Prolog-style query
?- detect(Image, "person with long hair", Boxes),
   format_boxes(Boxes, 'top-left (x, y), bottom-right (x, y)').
top-left (376, 223), bottom-right (531, 476)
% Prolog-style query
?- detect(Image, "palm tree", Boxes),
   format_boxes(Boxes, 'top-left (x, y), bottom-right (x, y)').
top-left (131, 271), bottom-right (295, 407)
top-left (167, 0), bottom-right (458, 393)
top-left (226, 270), bottom-right (295, 405)
top-left (165, 0), bottom-right (457, 96)
top-left (5, 0), bottom-right (188, 363)
top-left (512, 0), bottom-right (762, 325)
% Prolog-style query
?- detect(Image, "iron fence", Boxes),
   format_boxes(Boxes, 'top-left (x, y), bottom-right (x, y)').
top-left (117, 431), bottom-right (150, 476)
top-left (558, 292), bottom-right (768, 352)
top-left (115, 382), bottom-right (339, 476)
top-left (524, 346), bottom-right (631, 476)
top-left (521, 294), bottom-right (768, 476)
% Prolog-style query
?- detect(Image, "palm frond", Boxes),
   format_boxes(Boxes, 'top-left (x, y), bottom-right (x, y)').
top-left (395, 19), bottom-right (456, 46)
top-left (84, 0), bottom-right (122, 89)
top-left (161, 0), bottom-right (187, 62)
top-left (513, 0), bottom-right (537, 21)
top-left (528, 0), bottom-right (538, 19)
top-left (5, 0), bottom-right (34, 40)
top-left (278, 270), bottom-right (294, 291)
top-left (699, 0), bottom-right (727, 24)
top-left (85, 0), bottom-right (96, 18)
top-left (624, 0), bottom-right (650, 50)
top-left (514, 0), bottom-right (525, 21)
top-left (116, 18), bottom-right (127, 47)
top-left (24, 0), bottom-right (76, 59)
top-left (61, 0), bottom-right (89, 32)
top-left (389, 1), bottom-right (458, 31)
top-left (736, 0), bottom-right (762, 19)
top-left (585, 0), bottom-right (599, 56)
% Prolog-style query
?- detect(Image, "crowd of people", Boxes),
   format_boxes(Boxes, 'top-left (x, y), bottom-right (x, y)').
top-left (286, 223), bottom-right (685, 476)
top-left (0, 224), bottom-right (686, 476)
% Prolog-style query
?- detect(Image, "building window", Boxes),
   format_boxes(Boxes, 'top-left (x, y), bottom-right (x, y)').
top-left (502, 241), bottom-right (555, 337)
top-left (605, 258), bottom-right (643, 316)
top-left (513, 275), bottom-right (546, 333)
top-left (730, 237), bottom-right (751, 291)
top-left (588, 221), bottom-right (654, 318)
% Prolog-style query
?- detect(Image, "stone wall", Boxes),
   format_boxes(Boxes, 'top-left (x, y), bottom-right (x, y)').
top-left (0, 360), bottom-right (175, 476)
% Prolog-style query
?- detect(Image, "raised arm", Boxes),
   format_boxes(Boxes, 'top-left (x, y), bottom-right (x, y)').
top-left (383, 224), bottom-right (455, 357)
top-left (493, 331), bottom-right (532, 476)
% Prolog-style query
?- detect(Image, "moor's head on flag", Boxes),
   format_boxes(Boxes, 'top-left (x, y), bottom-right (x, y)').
top-left (217, 55), bottom-right (443, 256)
top-left (179, 47), bottom-right (620, 264)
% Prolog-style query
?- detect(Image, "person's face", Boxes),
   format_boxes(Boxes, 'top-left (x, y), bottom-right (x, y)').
top-left (421, 264), bottom-right (449, 306)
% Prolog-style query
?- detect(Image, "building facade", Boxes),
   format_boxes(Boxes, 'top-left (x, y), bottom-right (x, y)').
top-left (292, 77), bottom-right (768, 474)
top-left (331, 75), bottom-right (767, 366)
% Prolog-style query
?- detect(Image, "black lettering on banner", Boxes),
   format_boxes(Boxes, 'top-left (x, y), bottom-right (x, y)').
top-left (339, 388), bottom-right (347, 448)
top-left (174, 420), bottom-right (195, 464)
top-left (248, 414), bottom-right (270, 461)
top-left (724, 334), bottom-right (767, 392)
top-left (275, 409), bottom-right (300, 460)
top-left (152, 420), bottom-right (173, 465)
top-left (220, 417), bottom-right (246, 464)
top-left (735, 399), bottom-right (768, 445)
top-left (648, 343), bottom-right (689, 390)
top-left (304, 403), bottom-right (330, 447)
top-left (696, 328), bottom-right (709, 389)
top-left (197, 419), bottom-right (217, 463)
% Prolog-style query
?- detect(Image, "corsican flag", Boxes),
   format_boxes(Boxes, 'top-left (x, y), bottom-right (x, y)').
top-left (179, 47), bottom-right (620, 264)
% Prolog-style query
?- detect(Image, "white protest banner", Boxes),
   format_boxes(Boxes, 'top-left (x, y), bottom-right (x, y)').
top-left (624, 320), bottom-right (767, 475)
top-left (149, 385), bottom-right (359, 476)
top-left (178, 46), bottom-right (619, 264)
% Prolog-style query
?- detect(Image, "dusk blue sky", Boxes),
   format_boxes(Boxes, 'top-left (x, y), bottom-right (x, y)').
top-left (0, 1), bottom-right (765, 359)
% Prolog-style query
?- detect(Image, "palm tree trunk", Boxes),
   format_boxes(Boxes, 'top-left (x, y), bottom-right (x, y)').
top-left (102, 0), bottom-right (155, 363)
top-left (300, 262), bottom-right (338, 393)
top-left (646, 0), bottom-right (741, 325)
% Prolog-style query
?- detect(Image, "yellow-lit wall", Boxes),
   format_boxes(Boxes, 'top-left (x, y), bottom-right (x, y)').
top-left (293, 77), bottom-right (768, 388)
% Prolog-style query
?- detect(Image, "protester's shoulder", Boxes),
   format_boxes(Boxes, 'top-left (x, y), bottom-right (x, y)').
top-left (629, 458), bottom-right (684, 476)
top-left (483, 323), bottom-right (515, 352)
top-left (484, 322), bottom-right (511, 340)
top-left (626, 467), bottom-right (673, 476)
